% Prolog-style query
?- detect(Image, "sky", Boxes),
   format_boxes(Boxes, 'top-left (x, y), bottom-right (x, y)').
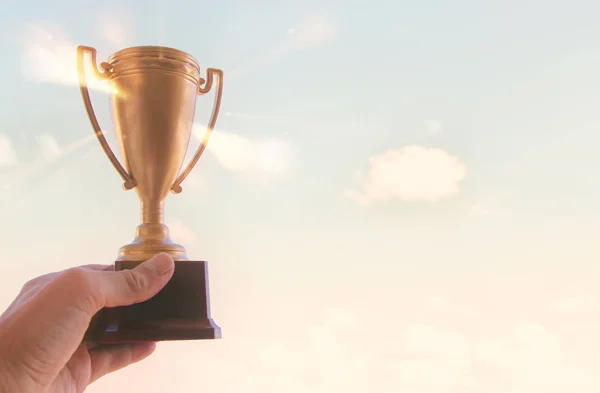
top-left (1, 0), bottom-right (600, 391)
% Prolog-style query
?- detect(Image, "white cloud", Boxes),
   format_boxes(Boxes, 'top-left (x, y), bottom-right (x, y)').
top-left (20, 24), bottom-right (113, 93)
top-left (179, 169), bottom-right (208, 193)
top-left (424, 120), bottom-right (442, 134)
top-left (469, 323), bottom-right (597, 392)
top-left (392, 358), bottom-right (465, 393)
top-left (194, 124), bottom-right (292, 182)
top-left (167, 219), bottom-right (197, 247)
top-left (553, 295), bottom-right (600, 312)
top-left (0, 135), bottom-right (18, 167)
top-left (377, 322), bottom-right (600, 393)
top-left (403, 324), bottom-right (470, 364)
top-left (85, 306), bottom-right (600, 393)
top-left (345, 145), bottom-right (467, 205)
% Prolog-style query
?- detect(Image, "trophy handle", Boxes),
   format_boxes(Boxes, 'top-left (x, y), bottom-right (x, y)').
top-left (77, 45), bottom-right (136, 190)
top-left (171, 68), bottom-right (224, 194)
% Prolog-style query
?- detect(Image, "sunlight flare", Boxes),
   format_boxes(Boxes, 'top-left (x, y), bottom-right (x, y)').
top-left (20, 24), bottom-right (115, 94)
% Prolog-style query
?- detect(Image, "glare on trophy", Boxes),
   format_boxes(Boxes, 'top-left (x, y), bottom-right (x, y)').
top-left (76, 45), bottom-right (223, 343)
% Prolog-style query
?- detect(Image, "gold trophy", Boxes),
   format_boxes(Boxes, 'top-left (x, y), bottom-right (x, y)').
top-left (77, 45), bottom-right (223, 343)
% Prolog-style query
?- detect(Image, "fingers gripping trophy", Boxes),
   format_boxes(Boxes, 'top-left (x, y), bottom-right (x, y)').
top-left (76, 45), bottom-right (223, 343)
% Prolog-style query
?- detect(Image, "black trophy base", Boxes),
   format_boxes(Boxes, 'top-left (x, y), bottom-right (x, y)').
top-left (90, 260), bottom-right (221, 344)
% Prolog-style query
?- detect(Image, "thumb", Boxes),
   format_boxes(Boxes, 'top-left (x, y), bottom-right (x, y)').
top-left (0, 254), bottom-right (175, 387)
top-left (98, 252), bottom-right (175, 308)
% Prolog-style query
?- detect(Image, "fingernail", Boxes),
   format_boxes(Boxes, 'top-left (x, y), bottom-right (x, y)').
top-left (147, 253), bottom-right (175, 276)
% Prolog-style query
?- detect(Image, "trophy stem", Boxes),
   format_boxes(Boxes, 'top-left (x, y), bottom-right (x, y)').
top-left (141, 200), bottom-right (164, 224)
top-left (116, 199), bottom-right (187, 261)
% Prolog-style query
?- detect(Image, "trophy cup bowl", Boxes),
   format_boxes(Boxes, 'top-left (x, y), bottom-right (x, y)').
top-left (76, 45), bottom-right (223, 343)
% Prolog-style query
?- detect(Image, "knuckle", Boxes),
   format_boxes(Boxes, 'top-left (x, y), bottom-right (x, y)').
top-left (63, 267), bottom-right (94, 290)
top-left (57, 267), bottom-right (100, 312)
top-left (21, 278), bottom-right (39, 291)
top-left (20, 273), bottom-right (51, 293)
top-left (20, 280), bottom-right (39, 296)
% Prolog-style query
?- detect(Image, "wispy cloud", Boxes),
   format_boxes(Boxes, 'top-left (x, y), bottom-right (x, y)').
top-left (193, 125), bottom-right (292, 182)
top-left (471, 203), bottom-right (494, 217)
top-left (287, 10), bottom-right (338, 48)
top-left (93, 10), bottom-right (136, 49)
top-left (235, 309), bottom-right (368, 392)
top-left (0, 134), bottom-right (94, 192)
top-left (36, 133), bottom-right (62, 162)
top-left (424, 120), bottom-right (442, 134)
top-left (428, 296), bottom-right (450, 310)
top-left (0, 135), bottom-right (18, 167)
top-left (0, 134), bottom-right (94, 219)
top-left (229, 10), bottom-right (338, 80)
top-left (20, 24), bottom-right (114, 93)
top-left (167, 219), bottom-right (198, 248)
top-left (38, 134), bottom-right (94, 165)
top-left (227, 320), bottom-right (598, 392)
top-left (345, 145), bottom-right (467, 205)
top-left (223, 111), bottom-right (291, 121)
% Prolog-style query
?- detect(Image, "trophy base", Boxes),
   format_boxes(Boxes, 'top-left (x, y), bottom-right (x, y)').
top-left (89, 260), bottom-right (221, 344)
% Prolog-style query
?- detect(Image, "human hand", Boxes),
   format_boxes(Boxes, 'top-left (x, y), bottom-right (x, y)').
top-left (0, 253), bottom-right (175, 393)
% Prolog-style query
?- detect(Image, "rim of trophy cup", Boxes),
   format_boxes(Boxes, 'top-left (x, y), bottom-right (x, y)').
top-left (107, 45), bottom-right (201, 75)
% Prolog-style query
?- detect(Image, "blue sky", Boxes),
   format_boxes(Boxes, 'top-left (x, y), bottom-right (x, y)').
top-left (2, 0), bottom-right (600, 391)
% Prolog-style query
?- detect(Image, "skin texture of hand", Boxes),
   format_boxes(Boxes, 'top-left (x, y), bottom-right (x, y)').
top-left (0, 253), bottom-right (175, 393)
